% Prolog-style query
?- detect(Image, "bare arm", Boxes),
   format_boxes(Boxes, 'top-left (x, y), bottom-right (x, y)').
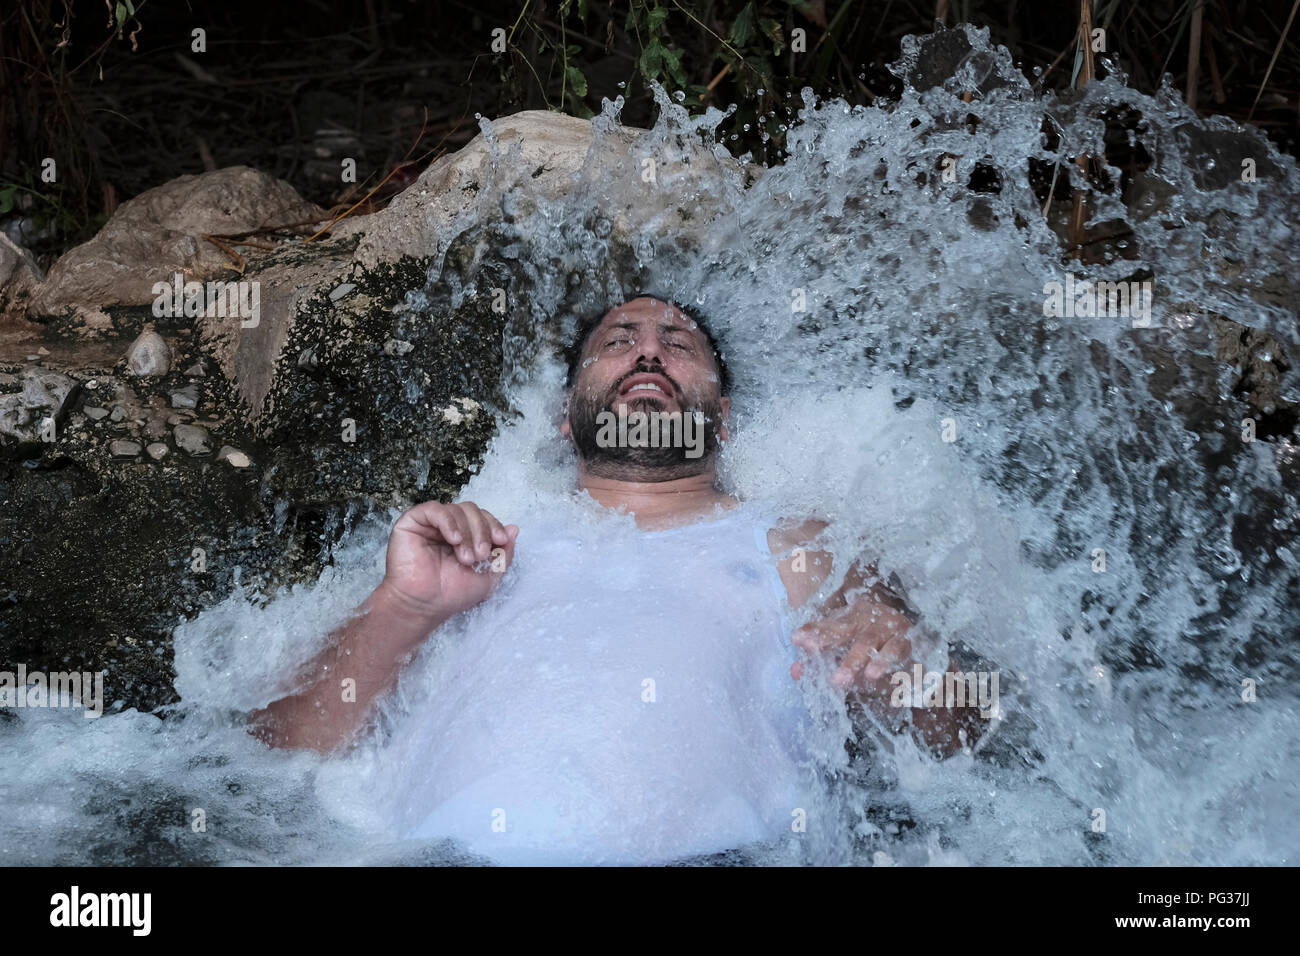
top-left (249, 501), bottom-right (518, 755)
top-left (770, 519), bottom-right (986, 759)
top-left (247, 582), bottom-right (451, 754)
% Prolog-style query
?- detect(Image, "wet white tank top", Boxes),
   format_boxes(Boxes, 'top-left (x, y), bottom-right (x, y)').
top-left (376, 500), bottom-right (816, 865)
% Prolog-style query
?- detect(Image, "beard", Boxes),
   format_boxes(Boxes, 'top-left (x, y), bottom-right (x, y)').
top-left (567, 384), bottom-right (726, 482)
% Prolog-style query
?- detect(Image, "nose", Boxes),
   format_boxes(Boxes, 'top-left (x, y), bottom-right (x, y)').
top-left (634, 332), bottom-right (668, 368)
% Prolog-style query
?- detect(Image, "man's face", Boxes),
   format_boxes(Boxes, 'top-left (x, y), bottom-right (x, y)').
top-left (563, 298), bottom-right (730, 480)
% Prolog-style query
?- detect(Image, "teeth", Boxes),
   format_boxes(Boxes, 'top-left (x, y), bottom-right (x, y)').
top-left (628, 383), bottom-right (663, 393)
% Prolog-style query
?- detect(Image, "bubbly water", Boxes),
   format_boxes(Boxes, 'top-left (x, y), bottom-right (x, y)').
top-left (4, 25), bottom-right (1297, 865)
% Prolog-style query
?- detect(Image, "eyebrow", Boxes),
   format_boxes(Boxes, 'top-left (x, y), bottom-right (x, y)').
top-left (603, 321), bottom-right (694, 337)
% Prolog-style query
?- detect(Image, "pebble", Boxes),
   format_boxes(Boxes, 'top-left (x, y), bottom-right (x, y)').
top-left (37, 347), bottom-right (49, 355)
top-left (173, 423), bottom-right (211, 456)
top-left (110, 439), bottom-right (141, 459)
top-left (170, 385), bottom-right (199, 409)
top-left (217, 445), bottom-right (252, 468)
top-left (184, 362), bottom-right (205, 377)
top-left (144, 418), bottom-right (168, 440)
top-left (383, 338), bottom-right (414, 356)
top-left (329, 282), bottom-right (356, 301)
top-left (146, 442), bottom-right (169, 461)
top-left (125, 326), bottom-right (172, 377)
top-left (110, 406), bottom-right (128, 422)
top-left (83, 406), bottom-right (109, 421)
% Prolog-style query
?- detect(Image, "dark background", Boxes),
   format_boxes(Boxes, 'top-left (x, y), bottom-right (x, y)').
top-left (3, 0), bottom-right (1297, 260)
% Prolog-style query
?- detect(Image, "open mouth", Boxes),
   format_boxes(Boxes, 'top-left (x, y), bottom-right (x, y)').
top-left (617, 372), bottom-right (675, 400)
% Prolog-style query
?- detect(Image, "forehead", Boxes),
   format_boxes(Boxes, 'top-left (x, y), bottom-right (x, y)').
top-left (588, 298), bottom-right (701, 340)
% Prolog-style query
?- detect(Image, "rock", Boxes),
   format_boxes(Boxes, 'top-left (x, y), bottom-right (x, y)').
top-left (383, 338), bottom-right (414, 356)
top-left (441, 397), bottom-right (483, 425)
top-left (145, 442), bottom-right (169, 460)
top-left (184, 362), bottom-right (205, 377)
top-left (217, 445), bottom-right (252, 468)
top-left (328, 282), bottom-right (355, 301)
top-left (24, 166), bottom-right (326, 319)
top-left (0, 233), bottom-right (44, 307)
top-left (110, 439), bottom-right (142, 459)
top-left (83, 406), bottom-right (109, 421)
top-left (170, 385), bottom-right (199, 409)
top-left (144, 418), bottom-right (168, 440)
top-left (0, 368), bottom-right (77, 442)
top-left (125, 326), bottom-right (172, 377)
top-left (335, 112), bottom-right (635, 272)
top-left (173, 423), bottom-right (211, 456)
top-left (110, 405), bottom-right (128, 422)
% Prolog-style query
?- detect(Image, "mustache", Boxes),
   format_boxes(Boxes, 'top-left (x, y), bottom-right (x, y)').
top-left (608, 363), bottom-right (681, 400)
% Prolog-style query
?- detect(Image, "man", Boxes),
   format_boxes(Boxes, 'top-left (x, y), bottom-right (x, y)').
top-left (250, 295), bottom-right (983, 863)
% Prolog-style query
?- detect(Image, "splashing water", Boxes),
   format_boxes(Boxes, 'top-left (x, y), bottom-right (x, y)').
top-left (4, 25), bottom-right (1297, 865)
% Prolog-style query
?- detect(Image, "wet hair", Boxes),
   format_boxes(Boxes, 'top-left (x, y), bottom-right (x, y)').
top-left (563, 293), bottom-right (732, 395)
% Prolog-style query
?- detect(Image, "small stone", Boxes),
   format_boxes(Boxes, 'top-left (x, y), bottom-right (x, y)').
top-left (383, 338), bottom-right (414, 356)
top-left (125, 325), bottom-right (172, 377)
top-left (173, 423), bottom-right (211, 456)
top-left (110, 439), bottom-right (141, 459)
top-left (170, 385), bottom-right (199, 409)
top-left (25, 355), bottom-right (38, 361)
top-left (329, 282), bottom-right (356, 301)
top-left (217, 445), bottom-right (252, 468)
top-left (146, 442), bottom-right (169, 461)
top-left (83, 406), bottom-right (109, 421)
top-left (184, 362), bottom-right (205, 377)
top-left (110, 405), bottom-right (128, 422)
top-left (37, 347), bottom-right (49, 355)
top-left (144, 418), bottom-right (168, 440)
top-left (85, 379), bottom-right (98, 389)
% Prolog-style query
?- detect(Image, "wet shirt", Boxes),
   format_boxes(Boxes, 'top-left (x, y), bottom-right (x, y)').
top-left (378, 501), bottom-right (816, 865)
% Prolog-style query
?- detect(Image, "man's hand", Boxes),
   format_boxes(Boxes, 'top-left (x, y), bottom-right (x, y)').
top-left (775, 535), bottom-right (980, 758)
top-left (790, 589), bottom-right (916, 688)
top-left (380, 500), bottom-right (519, 621)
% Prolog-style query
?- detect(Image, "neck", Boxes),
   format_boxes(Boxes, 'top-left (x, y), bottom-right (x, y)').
top-left (576, 462), bottom-right (737, 530)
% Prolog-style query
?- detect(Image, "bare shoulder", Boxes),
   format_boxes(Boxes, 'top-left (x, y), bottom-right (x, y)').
top-left (766, 517), bottom-right (832, 610)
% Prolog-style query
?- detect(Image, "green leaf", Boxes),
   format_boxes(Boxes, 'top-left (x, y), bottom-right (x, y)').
top-left (566, 44), bottom-right (582, 56)
top-left (566, 65), bottom-right (588, 98)
top-left (578, 0), bottom-right (590, 21)
top-left (661, 46), bottom-right (685, 88)
top-left (647, 4), bottom-right (670, 32)
top-left (729, 3), bottom-right (755, 46)
top-left (115, 2), bottom-right (126, 28)
top-left (640, 39), bottom-right (664, 79)
top-left (124, 0), bottom-right (135, 14)
top-left (0, 185), bottom-right (16, 216)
